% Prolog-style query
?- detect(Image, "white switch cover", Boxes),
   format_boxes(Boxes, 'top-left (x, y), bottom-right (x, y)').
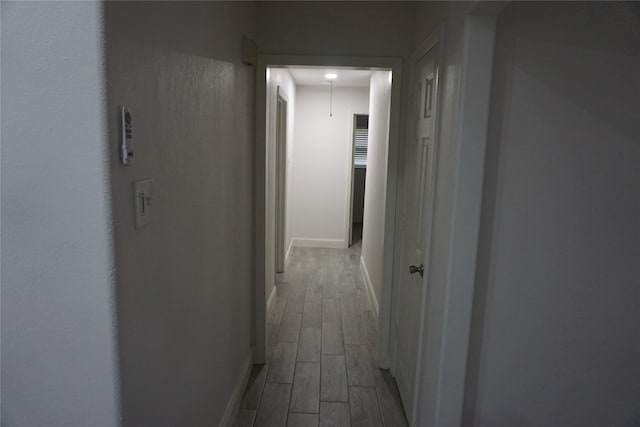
top-left (133, 179), bottom-right (153, 228)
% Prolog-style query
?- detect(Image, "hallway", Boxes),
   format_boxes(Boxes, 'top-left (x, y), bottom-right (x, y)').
top-left (236, 245), bottom-right (408, 426)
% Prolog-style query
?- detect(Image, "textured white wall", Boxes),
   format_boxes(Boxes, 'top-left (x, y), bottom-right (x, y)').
top-left (290, 86), bottom-right (369, 245)
top-left (265, 68), bottom-right (296, 301)
top-left (408, 2), bottom-right (640, 425)
top-left (465, 4), bottom-right (640, 426)
top-left (361, 72), bottom-right (392, 306)
top-left (1, 2), bottom-right (120, 426)
top-left (104, 3), bottom-right (255, 426)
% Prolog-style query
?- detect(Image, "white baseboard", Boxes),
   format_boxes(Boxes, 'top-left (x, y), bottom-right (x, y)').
top-left (292, 237), bottom-right (348, 249)
top-left (266, 284), bottom-right (277, 313)
top-left (285, 239), bottom-right (294, 266)
top-left (219, 349), bottom-right (253, 427)
top-left (360, 256), bottom-right (379, 316)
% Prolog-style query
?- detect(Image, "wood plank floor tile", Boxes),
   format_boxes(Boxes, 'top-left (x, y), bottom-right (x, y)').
top-left (287, 413), bottom-right (319, 427)
top-left (339, 296), bottom-right (357, 316)
top-left (320, 355), bottom-right (348, 402)
top-left (323, 283), bottom-right (339, 299)
top-left (322, 320), bottom-right (345, 355)
top-left (349, 387), bottom-right (383, 427)
top-left (297, 327), bottom-right (321, 362)
top-left (318, 402), bottom-right (351, 427)
top-left (267, 292), bottom-right (289, 361)
top-left (278, 312), bottom-right (302, 344)
top-left (285, 290), bottom-right (307, 314)
top-left (355, 290), bottom-right (372, 312)
top-left (306, 284), bottom-right (324, 302)
top-left (268, 342), bottom-right (297, 384)
top-left (267, 289), bottom-right (288, 326)
top-left (342, 314), bottom-right (364, 345)
top-left (345, 344), bottom-right (376, 387)
top-left (322, 299), bottom-right (341, 323)
top-left (255, 383), bottom-right (291, 427)
top-left (290, 362), bottom-right (321, 414)
top-left (302, 299), bottom-right (322, 328)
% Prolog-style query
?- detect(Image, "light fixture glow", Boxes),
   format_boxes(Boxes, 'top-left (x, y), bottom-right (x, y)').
top-left (325, 73), bottom-right (338, 80)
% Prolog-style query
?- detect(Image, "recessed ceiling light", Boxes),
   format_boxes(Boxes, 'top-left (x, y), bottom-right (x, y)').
top-left (325, 73), bottom-right (338, 80)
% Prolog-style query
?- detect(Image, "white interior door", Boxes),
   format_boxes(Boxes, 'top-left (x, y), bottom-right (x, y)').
top-left (394, 43), bottom-right (440, 421)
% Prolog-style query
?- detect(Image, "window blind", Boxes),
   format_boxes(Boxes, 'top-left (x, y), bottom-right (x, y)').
top-left (354, 115), bottom-right (369, 168)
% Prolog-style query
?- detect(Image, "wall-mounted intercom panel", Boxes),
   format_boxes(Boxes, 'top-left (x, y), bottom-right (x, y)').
top-left (121, 106), bottom-right (134, 166)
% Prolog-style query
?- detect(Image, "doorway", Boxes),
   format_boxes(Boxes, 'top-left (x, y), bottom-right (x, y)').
top-left (255, 56), bottom-right (403, 370)
top-left (348, 113), bottom-right (369, 246)
top-left (253, 58), bottom-right (407, 425)
top-left (275, 90), bottom-right (287, 273)
top-left (257, 62), bottom-right (400, 364)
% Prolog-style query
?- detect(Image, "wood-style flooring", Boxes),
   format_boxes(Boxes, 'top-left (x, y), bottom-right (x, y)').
top-left (234, 244), bottom-right (408, 427)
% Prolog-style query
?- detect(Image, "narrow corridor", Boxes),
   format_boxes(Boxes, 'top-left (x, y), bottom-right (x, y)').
top-left (235, 244), bottom-right (408, 426)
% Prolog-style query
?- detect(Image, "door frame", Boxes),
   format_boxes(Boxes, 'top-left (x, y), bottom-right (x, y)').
top-left (345, 111), bottom-right (369, 248)
top-left (275, 88), bottom-right (287, 273)
top-left (411, 4), bottom-right (505, 426)
top-left (254, 55), bottom-right (402, 367)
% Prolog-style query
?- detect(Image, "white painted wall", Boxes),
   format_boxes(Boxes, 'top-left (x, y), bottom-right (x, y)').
top-left (265, 68), bottom-right (296, 302)
top-left (411, 2), bottom-right (640, 426)
top-left (1, 2), bottom-right (120, 426)
top-left (104, 3), bottom-right (255, 426)
top-left (464, 4), bottom-right (640, 426)
top-left (290, 86), bottom-right (369, 246)
top-left (361, 72), bottom-right (393, 308)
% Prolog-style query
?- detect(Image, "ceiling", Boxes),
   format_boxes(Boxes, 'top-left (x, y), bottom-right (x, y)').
top-left (287, 67), bottom-right (372, 88)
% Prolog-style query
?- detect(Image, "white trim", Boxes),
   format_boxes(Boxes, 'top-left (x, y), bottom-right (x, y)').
top-left (256, 54), bottom-right (402, 369)
top-left (429, 12), bottom-right (500, 427)
top-left (292, 238), bottom-right (347, 249)
top-left (411, 3), bottom-right (505, 426)
top-left (413, 28), bottom-right (443, 63)
top-left (266, 284), bottom-right (277, 313)
top-left (360, 256), bottom-right (380, 317)
top-left (218, 350), bottom-right (253, 427)
top-left (285, 238), bottom-right (294, 266)
top-left (275, 87), bottom-right (288, 274)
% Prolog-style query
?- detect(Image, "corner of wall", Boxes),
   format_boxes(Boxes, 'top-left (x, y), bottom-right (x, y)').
top-left (361, 71), bottom-right (392, 308)
top-left (360, 255), bottom-right (380, 317)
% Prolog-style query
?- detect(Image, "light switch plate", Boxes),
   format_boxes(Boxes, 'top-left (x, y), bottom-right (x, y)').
top-left (133, 179), bottom-right (153, 228)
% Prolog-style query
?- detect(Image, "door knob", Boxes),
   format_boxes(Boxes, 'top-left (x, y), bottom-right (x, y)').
top-left (409, 264), bottom-right (424, 277)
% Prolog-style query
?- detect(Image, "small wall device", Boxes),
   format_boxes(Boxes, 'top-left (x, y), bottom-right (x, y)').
top-left (121, 106), bottom-right (134, 166)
